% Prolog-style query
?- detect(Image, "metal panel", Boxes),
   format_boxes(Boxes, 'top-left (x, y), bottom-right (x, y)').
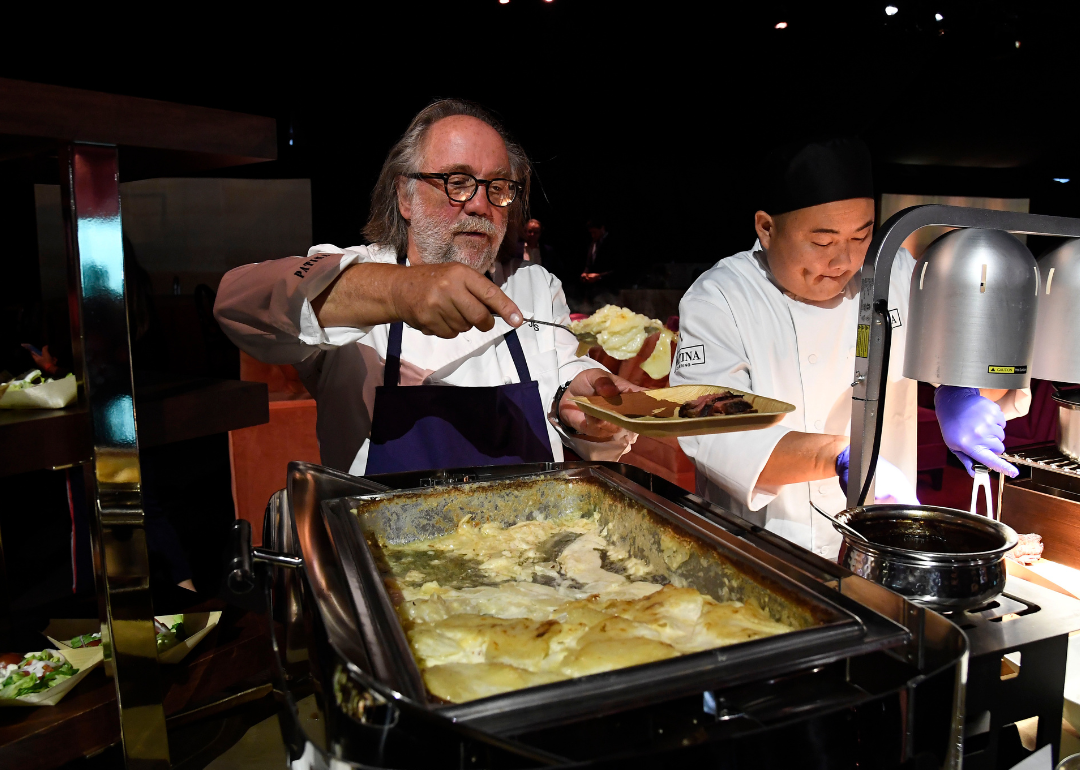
top-left (61, 143), bottom-right (169, 769)
top-left (1032, 240), bottom-right (1080, 382)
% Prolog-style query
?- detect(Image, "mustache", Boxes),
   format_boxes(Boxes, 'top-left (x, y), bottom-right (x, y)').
top-left (450, 218), bottom-right (498, 237)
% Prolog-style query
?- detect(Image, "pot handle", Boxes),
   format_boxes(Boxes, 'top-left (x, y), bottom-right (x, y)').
top-left (970, 463), bottom-right (995, 520)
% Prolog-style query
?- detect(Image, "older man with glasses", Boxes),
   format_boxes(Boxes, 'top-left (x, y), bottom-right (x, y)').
top-left (215, 99), bottom-right (639, 476)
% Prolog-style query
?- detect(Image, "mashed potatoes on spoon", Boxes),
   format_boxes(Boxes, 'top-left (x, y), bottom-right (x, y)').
top-left (570, 305), bottom-right (677, 379)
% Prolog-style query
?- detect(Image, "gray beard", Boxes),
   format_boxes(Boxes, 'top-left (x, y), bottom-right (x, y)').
top-left (410, 201), bottom-right (504, 273)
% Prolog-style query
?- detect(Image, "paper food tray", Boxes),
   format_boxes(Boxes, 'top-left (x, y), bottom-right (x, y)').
top-left (572, 384), bottom-right (795, 438)
top-left (0, 645), bottom-right (103, 707)
top-left (0, 374), bottom-right (76, 410)
top-left (156, 612), bottom-right (221, 664)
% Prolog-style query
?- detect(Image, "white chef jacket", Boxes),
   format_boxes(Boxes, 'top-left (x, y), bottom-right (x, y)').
top-left (671, 242), bottom-right (1029, 559)
top-left (214, 244), bottom-right (635, 475)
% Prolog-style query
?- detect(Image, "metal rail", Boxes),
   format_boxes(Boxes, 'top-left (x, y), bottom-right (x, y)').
top-left (848, 204), bottom-right (1080, 508)
top-left (62, 144), bottom-right (170, 768)
top-left (1002, 445), bottom-right (1080, 477)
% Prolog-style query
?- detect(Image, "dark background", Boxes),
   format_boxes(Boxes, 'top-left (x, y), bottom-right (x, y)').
top-left (4, 0), bottom-right (1080, 270)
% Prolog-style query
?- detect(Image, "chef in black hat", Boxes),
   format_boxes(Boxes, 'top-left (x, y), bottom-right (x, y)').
top-left (670, 137), bottom-right (1028, 559)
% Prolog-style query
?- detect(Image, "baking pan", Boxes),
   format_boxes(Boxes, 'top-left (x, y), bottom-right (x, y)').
top-left (320, 466), bottom-right (869, 733)
top-left (570, 384), bottom-right (795, 437)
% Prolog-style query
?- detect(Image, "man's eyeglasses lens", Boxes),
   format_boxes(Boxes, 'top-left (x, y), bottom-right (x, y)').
top-left (444, 173), bottom-right (518, 206)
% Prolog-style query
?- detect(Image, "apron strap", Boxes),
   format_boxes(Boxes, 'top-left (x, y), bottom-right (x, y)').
top-left (385, 247), bottom-right (531, 387)
top-left (504, 329), bottom-right (533, 383)
top-left (384, 322), bottom-right (404, 387)
top-left (387, 325), bottom-right (533, 386)
top-left (383, 251), bottom-right (409, 387)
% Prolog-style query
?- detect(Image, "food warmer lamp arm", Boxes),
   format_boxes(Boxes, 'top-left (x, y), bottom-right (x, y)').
top-left (847, 204), bottom-right (1080, 508)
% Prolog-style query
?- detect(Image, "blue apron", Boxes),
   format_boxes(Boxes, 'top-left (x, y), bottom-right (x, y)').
top-left (365, 320), bottom-right (556, 475)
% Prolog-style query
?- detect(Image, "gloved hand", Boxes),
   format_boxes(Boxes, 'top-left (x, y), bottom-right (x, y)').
top-left (934, 385), bottom-right (1018, 478)
top-left (836, 445), bottom-right (920, 505)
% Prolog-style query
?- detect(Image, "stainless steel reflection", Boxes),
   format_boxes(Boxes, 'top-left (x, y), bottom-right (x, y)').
top-left (904, 228), bottom-right (1038, 390)
top-left (835, 505), bottom-right (1018, 611)
top-left (61, 144), bottom-right (169, 768)
top-left (1033, 239), bottom-right (1080, 382)
top-left (1054, 391), bottom-right (1080, 461)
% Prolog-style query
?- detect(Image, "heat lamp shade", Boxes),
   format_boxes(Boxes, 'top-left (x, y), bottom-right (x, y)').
top-left (903, 228), bottom-right (1038, 390)
top-left (1032, 239), bottom-right (1080, 383)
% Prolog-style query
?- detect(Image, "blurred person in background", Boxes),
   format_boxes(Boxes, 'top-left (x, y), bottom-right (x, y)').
top-left (582, 216), bottom-right (618, 287)
top-left (516, 218), bottom-right (553, 267)
top-left (568, 216), bottom-right (622, 313)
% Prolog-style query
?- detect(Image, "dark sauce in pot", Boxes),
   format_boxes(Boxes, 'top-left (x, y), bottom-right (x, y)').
top-left (851, 517), bottom-right (1005, 554)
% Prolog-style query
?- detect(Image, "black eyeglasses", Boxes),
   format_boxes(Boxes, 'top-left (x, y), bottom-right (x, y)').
top-left (406, 172), bottom-right (522, 207)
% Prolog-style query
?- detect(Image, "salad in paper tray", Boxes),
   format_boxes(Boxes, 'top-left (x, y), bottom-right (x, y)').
top-left (49, 612), bottom-right (222, 667)
top-left (0, 369), bottom-right (77, 409)
top-left (0, 647), bottom-right (103, 706)
top-left (0, 650), bottom-right (78, 699)
top-left (67, 616), bottom-right (190, 655)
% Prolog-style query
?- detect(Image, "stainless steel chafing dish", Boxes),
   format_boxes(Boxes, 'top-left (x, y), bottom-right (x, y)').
top-left (234, 461), bottom-right (969, 769)
top-left (329, 467), bottom-right (869, 729)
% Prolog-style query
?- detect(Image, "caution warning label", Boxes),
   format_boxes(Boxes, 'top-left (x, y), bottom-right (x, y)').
top-left (856, 325), bottom-right (870, 358)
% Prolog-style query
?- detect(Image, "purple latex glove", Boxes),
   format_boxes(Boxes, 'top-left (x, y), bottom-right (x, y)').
top-left (835, 445), bottom-right (920, 504)
top-left (934, 385), bottom-right (1018, 478)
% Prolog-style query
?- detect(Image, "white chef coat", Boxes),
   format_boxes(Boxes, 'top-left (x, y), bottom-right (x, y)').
top-left (671, 242), bottom-right (1029, 559)
top-left (214, 244), bottom-right (635, 475)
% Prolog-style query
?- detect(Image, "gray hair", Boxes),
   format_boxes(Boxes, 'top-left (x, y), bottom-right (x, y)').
top-left (363, 99), bottom-right (531, 255)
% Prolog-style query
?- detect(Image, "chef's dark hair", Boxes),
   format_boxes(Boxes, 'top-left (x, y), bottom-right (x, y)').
top-left (364, 99), bottom-right (531, 256)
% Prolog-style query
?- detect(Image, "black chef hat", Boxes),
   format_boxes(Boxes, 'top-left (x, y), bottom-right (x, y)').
top-left (758, 136), bottom-right (874, 215)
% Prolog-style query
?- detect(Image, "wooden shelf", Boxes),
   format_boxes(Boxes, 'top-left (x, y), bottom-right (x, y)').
top-left (0, 78), bottom-right (276, 179)
top-left (0, 407), bottom-right (89, 477)
top-left (0, 377), bottom-right (269, 477)
top-left (0, 603), bottom-right (276, 769)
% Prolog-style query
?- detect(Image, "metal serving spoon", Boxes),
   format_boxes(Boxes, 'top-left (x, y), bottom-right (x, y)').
top-left (523, 318), bottom-right (599, 346)
top-left (809, 500), bottom-right (869, 542)
top-left (523, 318), bottom-right (661, 347)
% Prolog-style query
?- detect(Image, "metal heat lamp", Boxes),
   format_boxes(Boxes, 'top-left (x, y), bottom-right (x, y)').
top-left (1031, 239), bottom-right (1080, 383)
top-left (847, 205), bottom-right (1080, 508)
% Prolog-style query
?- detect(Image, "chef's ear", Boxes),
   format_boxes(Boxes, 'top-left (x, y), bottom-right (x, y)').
top-left (397, 177), bottom-right (413, 221)
top-left (755, 210), bottom-right (777, 249)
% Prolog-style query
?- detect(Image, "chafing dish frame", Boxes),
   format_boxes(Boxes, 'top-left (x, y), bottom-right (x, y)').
top-left (323, 465), bottom-right (886, 731)
top-left (263, 460), bottom-right (969, 768)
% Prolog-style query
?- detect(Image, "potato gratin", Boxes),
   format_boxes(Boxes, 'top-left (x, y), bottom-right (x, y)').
top-left (383, 515), bottom-right (793, 703)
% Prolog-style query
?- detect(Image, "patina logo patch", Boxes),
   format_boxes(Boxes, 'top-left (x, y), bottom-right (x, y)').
top-left (675, 345), bottom-right (705, 371)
